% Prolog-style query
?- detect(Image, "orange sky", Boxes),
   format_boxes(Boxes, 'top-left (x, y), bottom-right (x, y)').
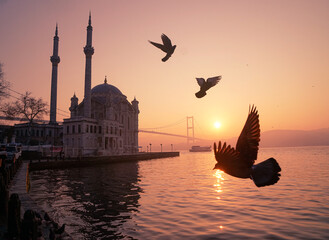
top-left (0, 0), bottom-right (328, 148)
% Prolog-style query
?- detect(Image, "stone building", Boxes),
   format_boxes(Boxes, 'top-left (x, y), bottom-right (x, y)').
top-left (63, 14), bottom-right (139, 157)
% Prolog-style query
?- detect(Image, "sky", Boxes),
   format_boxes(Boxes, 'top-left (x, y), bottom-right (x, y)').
top-left (0, 0), bottom-right (329, 149)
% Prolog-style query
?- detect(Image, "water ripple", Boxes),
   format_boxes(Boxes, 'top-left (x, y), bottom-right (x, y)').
top-left (29, 147), bottom-right (329, 239)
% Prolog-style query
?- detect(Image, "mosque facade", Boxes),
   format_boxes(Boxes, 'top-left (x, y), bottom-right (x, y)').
top-left (63, 14), bottom-right (139, 157)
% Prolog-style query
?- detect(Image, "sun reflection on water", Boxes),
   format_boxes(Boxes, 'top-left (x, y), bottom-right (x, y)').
top-left (213, 169), bottom-right (225, 195)
top-left (213, 169), bottom-right (226, 231)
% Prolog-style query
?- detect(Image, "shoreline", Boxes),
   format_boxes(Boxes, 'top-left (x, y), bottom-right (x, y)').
top-left (2, 152), bottom-right (179, 238)
top-left (29, 151), bottom-right (180, 171)
top-left (7, 161), bottom-right (72, 239)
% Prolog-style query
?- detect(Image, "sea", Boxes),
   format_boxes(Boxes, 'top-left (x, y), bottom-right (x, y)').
top-left (29, 146), bottom-right (329, 240)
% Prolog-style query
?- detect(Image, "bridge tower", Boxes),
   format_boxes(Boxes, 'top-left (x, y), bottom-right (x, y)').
top-left (186, 116), bottom-right (195, 146)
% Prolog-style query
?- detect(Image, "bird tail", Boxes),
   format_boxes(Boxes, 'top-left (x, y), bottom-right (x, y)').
top-left (195, 91), bottom-right (206, 98)
top-left (162, 54), bottom-right (170, 62)
top-left (250, 158), bottom-right (281, 187)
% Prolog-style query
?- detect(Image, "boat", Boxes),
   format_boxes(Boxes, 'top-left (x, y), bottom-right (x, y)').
top-left (189, 145), bottom-right (212, 152)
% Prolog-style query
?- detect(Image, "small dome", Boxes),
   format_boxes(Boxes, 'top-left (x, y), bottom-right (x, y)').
top-left (91, 76), bottom-right (123, 96)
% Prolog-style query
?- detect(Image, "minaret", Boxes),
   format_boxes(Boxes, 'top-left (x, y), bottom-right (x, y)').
top-left (83, 12), bottom-right (94, 118)
top-left (132, 97), bottom-right (140, 153)
top-left (50, 24), bottom-right (60, 124)
top-left (69, 93), bottom-right (79, 118)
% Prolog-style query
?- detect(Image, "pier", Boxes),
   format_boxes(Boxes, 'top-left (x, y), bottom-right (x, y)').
top-left (29, 151), bottom-right (180, 171)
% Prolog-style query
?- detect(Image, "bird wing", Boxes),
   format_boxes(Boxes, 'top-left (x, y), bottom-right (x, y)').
top-left (206, 76), bottom-right (222, 87)
top-left (161, 33), bottom-right (172, 47)
top-left (214, 141), bottom-right (240, 167)
top-left (236, 105), bottom-right (260, 166)
top-left (149, 40), bottom-right (167, 52)
top-left (196, 78), bottom-right (205, 87)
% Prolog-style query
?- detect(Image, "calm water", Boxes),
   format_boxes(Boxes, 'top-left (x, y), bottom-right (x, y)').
top-left (29, 146), bottom-right (329, 240)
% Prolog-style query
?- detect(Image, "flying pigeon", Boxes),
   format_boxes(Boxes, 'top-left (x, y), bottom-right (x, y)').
top-left (195, 76), bottom-right (221, 98)
top-left (213, 105), bottom-right (281, 187)
top-left (149, 34), bottom-right (176, 62)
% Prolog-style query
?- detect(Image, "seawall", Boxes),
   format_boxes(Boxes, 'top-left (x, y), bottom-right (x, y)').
top-left (3, 152), bottom-right (179, 238)
top-left (8, 161), bottom-right (72, 239)
top-left (29, 152), bottom-right (180, 171)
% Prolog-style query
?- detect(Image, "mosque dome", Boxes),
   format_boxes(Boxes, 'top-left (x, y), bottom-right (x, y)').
top-left (91, 76), bottom-right (123, 96)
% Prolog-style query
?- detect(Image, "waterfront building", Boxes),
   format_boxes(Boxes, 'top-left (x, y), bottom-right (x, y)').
top-left (14, 122), bottom-right (63, 146)
top-left (63, 14), bottom-right (139, 157)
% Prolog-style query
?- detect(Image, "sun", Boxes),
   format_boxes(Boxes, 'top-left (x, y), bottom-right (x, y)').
top-left (214, 121), bottom-right (221, 129)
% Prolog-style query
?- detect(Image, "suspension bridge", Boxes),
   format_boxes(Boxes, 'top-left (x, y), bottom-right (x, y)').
top-left (139, 116), bottom-right (208, 144)
top-left (0, 115), bottom-right (206, 144)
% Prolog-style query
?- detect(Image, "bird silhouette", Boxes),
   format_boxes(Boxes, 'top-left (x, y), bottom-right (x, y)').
top-left (213, 105), bottom-right (281, 187)
top-left (149, 34), bottom-right (176, 62)
top-left (195, 76), bottom-right (221, 98)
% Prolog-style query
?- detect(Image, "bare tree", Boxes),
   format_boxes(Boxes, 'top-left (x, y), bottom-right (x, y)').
top-left (2, 91), bottom-right (48, 144)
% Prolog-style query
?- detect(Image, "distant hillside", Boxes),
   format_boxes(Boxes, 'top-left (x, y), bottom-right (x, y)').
top-left (173, 128), bottom-right (329, 150)
top-left (260, 128), bottom-right (329, 147)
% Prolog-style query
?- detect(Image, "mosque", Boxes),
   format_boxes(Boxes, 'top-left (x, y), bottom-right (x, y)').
top-left (5, 14), bottom-right (139, 157)
top-left (61, 14), bottom-right (140, 157)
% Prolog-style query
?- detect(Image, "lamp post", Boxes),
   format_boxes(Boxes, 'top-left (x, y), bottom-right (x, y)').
top-left (160, 144), bottom-right (162, 152)
top-left (149, 143), bottom-right (152, 152)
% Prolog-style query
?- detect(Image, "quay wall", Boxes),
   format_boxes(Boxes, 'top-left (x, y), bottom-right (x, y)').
top-left (7, 161), bottom-right (72, 239)
top-left (1, 152), bottom-right (180, 238)
top-left (29, 152), bottom-right (180, 171)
